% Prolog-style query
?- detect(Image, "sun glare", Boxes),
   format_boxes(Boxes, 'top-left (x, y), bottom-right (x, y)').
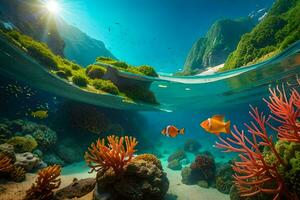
top-left (46, 0), bottom-right (61, 15)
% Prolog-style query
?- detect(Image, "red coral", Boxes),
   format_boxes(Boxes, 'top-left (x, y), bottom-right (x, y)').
top-left (215, 77), bottom-right (300, 200)
top-left (85, 135), bottom-right (138, 175)
top-left (264, 85), bottom-right (300, 143)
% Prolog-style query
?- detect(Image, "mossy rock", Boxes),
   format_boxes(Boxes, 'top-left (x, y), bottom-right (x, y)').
top-left (111, 61), bottom-right (128, 69)
top-left (137, 65), bottom-right (158, 77)
top-left (92, 79), bottom-right (119, 95)
top-left (72, 75), bottom-right (88, 87)
top-left (55, 70), bottom-right (69, 79)
top-left (121, 86), bottom-right (158, 105)
top-left (86, 65), bottom-right (106, 79)
top-left (96, 56), bottom-right (115, 63)
top-left (7, 135), bottom-right (37, 153)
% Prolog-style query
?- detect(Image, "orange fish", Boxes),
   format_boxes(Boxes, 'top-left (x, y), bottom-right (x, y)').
top-left (161, 125), bottom-right (185, 137)
top-left (200, 115), bottom-right (230, 135)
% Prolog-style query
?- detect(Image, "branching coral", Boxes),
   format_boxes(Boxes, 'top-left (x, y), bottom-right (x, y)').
top-left (0, 154), bottom-right (13, 173)
top-left (264, 85), bottom-right (300, 143)
top-left (215, 77), bottom-right (300, 200)
top-left (24, 165), bottom-right (61, 200)
top-left (85, 135), bottom-right (138, 174)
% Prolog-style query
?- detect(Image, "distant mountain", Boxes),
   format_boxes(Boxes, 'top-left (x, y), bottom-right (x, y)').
top-left (57, 20), bottom-right (115, 67)
top-left (183, 18), bottom-right (254, 74)
top-left (223, 0), bottom-right (300, 71)
top-left (0, 0), bottom-right (115, 66)
top-left (0, 0), bottom-right (65, 56)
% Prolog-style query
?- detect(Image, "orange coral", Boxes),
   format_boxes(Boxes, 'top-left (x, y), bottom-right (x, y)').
top-left (0, 154), bottom-right (13, 173)
top-left (24, 165), bottom-right (61, 200)
top-left (85, 135), bottom-right (138, 174)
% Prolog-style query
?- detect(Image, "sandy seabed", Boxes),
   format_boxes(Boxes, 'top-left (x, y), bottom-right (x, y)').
top-left (0, 161), bottom-right (229, 200)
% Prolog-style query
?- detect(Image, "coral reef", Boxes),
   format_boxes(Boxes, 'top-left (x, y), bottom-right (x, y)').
top-left (55, 178), bottom-right (96, 199)
top-left (93, 154), bottom-right (169, 200)
top-left (184, 139), bottom-right (201, 153)
top-left (180, 152), bottom-right (216, 187)
top-left (32, 127), bottom-right (57, 150)
top-left (190, 154), bottom-right (216, 184)
top-left (181, 166), bottom-right (192, 185)
top-left (167, 159), bottom-right (182, 170)
top-left (85, 135), bottom-right (138, 174)
top-left (24, 165), bottom-right (61, 200)
top-left (168, 150), bottom-right (186, 162)
top-left (0, 119), bottom-right (57, 151)
top-left (215, 162), bottom-right (234, 194)
top-left (7, 135), bottom-right (37, 153)
top-left (9, 165), bottom-right (26, 182)
top-left (216, 81), bottom-right (300, 199)
top-left (133, 153), bottom-right (162, 169)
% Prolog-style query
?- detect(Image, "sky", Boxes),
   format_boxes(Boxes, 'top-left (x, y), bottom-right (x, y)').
top-left (58, 0), bottom-right (274, 73)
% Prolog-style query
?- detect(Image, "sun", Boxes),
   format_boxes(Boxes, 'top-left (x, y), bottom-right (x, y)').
top-left (45, 0), bottom-right (61, 15)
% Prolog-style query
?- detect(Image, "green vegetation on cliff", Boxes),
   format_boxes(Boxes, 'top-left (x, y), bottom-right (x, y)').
top-left (182, 18), bottom-right (254, 75)
top-left (1, 30), bottom-right (158, 105)
top-left (222, 0), bottom-right (300, 71)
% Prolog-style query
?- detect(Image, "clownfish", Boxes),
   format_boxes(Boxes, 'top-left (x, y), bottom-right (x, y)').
top-left (200, 115), bottom-right (230, 135)
top-left (161, 125), bottom-right (185, 137)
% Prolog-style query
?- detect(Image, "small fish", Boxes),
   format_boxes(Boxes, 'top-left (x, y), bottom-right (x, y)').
top-left (31, 110), bottom-right (48, 119)
top-left (200, 115), bottom-right (230, 135)
top-left (161, 125), bottom-right (185, 137)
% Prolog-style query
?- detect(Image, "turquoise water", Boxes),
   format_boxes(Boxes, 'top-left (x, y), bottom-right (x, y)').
top-left (0, 1), bottom-right (300, 200)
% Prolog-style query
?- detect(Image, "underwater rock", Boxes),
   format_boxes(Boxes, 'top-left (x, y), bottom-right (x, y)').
top-left (197, 180), bottom-right (209, 188)
top-left (167, 150), bottom-right (186, 163)
top-left (0, 143), bottom-right (15, 162)
top-left (183, 139), bottom-right (201, 153)
top-left (7, 135), bottom-right (37, 153)
top-left (190, 154), bottom-right (216, 184)
top-left (43, 153), bottom-right (65, 166)
top-left (181, 167), bottom-right (192, 185)
top-left (55, 178), bottom-right (96, 199)
top-left (215, 162), bottom-right (234, 194)
top-left (181, 153), bottom-right (216, 186)
top-left (94, 154), bottom-right (169, 200)
top-left (167, 159), bottom-right (182, 170)
top-left (15, 152), bottom-right (41, 172)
